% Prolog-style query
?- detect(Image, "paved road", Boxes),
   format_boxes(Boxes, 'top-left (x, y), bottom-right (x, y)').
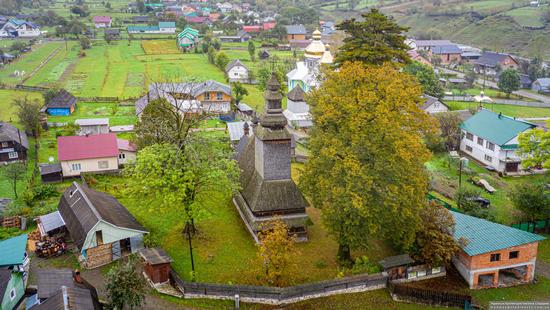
top-left (437, 67), bottom-right (550, 104)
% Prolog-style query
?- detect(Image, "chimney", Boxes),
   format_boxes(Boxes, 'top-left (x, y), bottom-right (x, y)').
top-left (73, 269), bottom-right (82, 284)
top-left (85, 133), bottom-right (89, 137)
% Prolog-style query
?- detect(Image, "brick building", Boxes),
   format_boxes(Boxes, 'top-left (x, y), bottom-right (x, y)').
top-left (451, 211), bottom-right (545, 289)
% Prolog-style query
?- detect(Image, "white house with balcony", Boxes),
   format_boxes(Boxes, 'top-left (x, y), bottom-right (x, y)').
top-left (459, 109), bottom-right (536, 173)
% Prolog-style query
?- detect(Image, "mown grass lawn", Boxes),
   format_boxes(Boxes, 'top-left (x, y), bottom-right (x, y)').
top-left (426, 153), bottom-right (549, 224)
top-left (503, 6), bottom-right (546, 28)
top-left (83, 161), bottom-right (396, 286)
top-left (447, 87), bottom-right (529, 101)
top-left (471, 276), bottom-right (550, 307)
top-left (46, 102), bottom-right (136, 127)
top-left (446, 101), bottom-right (550, 118)
top-left (25, 41), bottom-right (80, 87)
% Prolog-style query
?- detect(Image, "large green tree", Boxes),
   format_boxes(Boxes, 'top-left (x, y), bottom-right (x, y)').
top-left (497, 69), bottom-right (520, 98)
top-left (413, 203), bottom-right (460, 266)
top-left (301, 62), bottom-right (437, 264)
top-left (403, 62), bottom-right (445, 99)
top-left (517, 121), bottom-right (550, 169)
top-left (335, 9), bottom-right (411, 66)
top-left (509, 183), bottom-right (550, 221)
top-left (105, 255), bottom-right (146, 310)
top-left (14, 97), bottom-right (42, 136)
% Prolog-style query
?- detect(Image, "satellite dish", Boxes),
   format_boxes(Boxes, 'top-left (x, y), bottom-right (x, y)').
top-left (48, 156), bottom-right (54, 163)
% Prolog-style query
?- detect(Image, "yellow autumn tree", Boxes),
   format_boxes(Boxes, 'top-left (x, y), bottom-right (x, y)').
top-left (257, 219), bottom-right (299, 287)
top-left (301, 62), bottom-right (438, 265)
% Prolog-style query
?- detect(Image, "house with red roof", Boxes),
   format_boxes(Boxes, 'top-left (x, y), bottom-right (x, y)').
top-left (93, 16), bottom-right (112, 28)
top-left (242, 25), bottom-right (262, 33)
top-left (117, 138), bottom-right (136, 165)
top-left (262, 22), bottom-right (276, 30)
top-left (57, 134), bottom-right (133, 177)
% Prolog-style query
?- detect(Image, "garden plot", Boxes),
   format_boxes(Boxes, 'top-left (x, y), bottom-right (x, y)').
top-left (142, 40), bottom-right (181, 55)
top-left (25, 42), bottom-right (80, 87)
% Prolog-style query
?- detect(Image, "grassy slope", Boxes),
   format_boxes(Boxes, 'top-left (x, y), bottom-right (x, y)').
top-left (0, 41), bottom-right (63, 85)
top-left (446, 101), bottom-right (550, 118)
top-left (504, 6), bottom-right (545, 28)
top-left (25, 41), bottom-right (80, 87)
top-left (396, 13), bottom-right (550, 59)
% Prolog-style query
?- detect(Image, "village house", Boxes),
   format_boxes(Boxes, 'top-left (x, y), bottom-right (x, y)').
top-left (0, 122), bottom-right (28, 163)
top-left (0, 234), bottom-right (29, 310)
top-left (92, 16), bottom-right (111, 28)
top-left (234, 74), bottom-right (309, 242)
top-left (421, 95), bottom-right (450, 114)
top-left (407, 50), bottom-right (431, 66)
top-left (0, 19), bottom-right (40, 37)
top-left (285, 24), bottom-right (307, 41)
top-left (136, 80), bottom-right (233, 116)
top-left (410, 39), bottom-right (453, 51)
top-left (44, 89), bottom-right (77, 116)
top-left (226, 59), bottom-right (249, 83)
top-left (460, 109), bottom-right (537, 173)
top-left (132, 15), bottom-right (149, 23)
top-left (28, 269), bottom-right (101, 309)
top-left (474, 52), bottom-right (519, 76)
top-left (242, 25), bottom-right (262, 33)
top-left (219, 30), bottom-right (251, 42)
top-left (430, 44), bottom-right (462, 65)
top-left (39, 163), bottom-right (63, 183)
top-left (117, 138), bottom-right (136, 165)
top-left (57, 133), bottom-right (134, 177)
top-left (74, 118), bottom-right (109, 136)
top-left (177, 26), bottom-right (200, 50)
top-left (104, 28), bottom-right (121, 40)
top-left (57, 182), bottom-right (148, 268)
top-left (451, 211), bottom-right (545, 289)
top-left (283, 86), bottom-right (312, 129)
top-left (532, 78), bottom-right (550, 94)
top-left (128, 21), bottom-right (176, 34)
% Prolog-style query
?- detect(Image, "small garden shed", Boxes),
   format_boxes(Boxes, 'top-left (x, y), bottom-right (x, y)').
top-left (45, 89), bottom-right (77, 116)
top-left (139, 247), bottom-right (173, 284)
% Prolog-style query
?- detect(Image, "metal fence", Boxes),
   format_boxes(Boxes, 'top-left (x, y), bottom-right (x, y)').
top-left (170, 270), bottom-right (387, 304)
top-left (388, 281), bottom-right (472, 308)
top-left (511, 219), bottom-right (550, 234)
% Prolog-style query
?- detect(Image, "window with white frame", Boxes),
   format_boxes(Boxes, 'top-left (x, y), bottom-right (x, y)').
top-left (465, 145), bottom-right (473, 152)
top-left (119, 153), bottom-right (125, 159)
top-left (477, 137), bottom-right (484, 146)
top-left (9, 288), bottom-right (16, 301)
top-left (8, 152), bottom-right (18, 159)
top-left (98, 160), bottom-right (109, 169)
top-left (466, 132), bottom-right (473, 141)
top-left (1, 142), bottom-right (8, 147)
top-left (216, 92), bottom-right (223, 100)
top-left (484, 155), bottom-right (492, 162)
top-left (204, 92), bottom-right (211, 100)
top-left (486, 141), bottom-right (495, 151)
top-left (71, 163), bottom-right (81, 171)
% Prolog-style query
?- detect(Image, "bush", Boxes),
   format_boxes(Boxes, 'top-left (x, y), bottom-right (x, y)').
top-left (32, 184), bottom-right (58, 201)
top-left (351, 256), bottom-right (380, 275)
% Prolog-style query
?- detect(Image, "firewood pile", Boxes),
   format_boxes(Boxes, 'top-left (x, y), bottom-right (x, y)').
top-left (35, 237), bottom-right (67, 258)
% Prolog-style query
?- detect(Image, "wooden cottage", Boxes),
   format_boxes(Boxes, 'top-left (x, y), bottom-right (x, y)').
top-left (0, 122), bottom-right (28, 163)
top-left (139, 247), bottom-right (173, 284)
top-left (58, 182), bottom-right (148, 268)
top-left (379, 254), bottom-right (414, 280)
top-left (45, 90), bottom-right (77, 116)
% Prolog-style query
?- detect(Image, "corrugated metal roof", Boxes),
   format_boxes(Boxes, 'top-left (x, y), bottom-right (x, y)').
top-left (0, 234), bottom-right (28, 267)
top-left (39, 211), bottom-right (65, 234)
top-left (451, 211), bottom-right (545, 256)
top-left (460, 109), bottom-right (535, 146)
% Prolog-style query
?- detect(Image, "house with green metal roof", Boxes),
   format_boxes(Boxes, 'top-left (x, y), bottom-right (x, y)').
top-left (0, 234), bottom-right (30, 309)
top-left (450, 211), bottom-right (545, 289)
top-left (177, 26), bottom-right (200, 49)
top-left (459, 109), bottom-right (536, 173)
